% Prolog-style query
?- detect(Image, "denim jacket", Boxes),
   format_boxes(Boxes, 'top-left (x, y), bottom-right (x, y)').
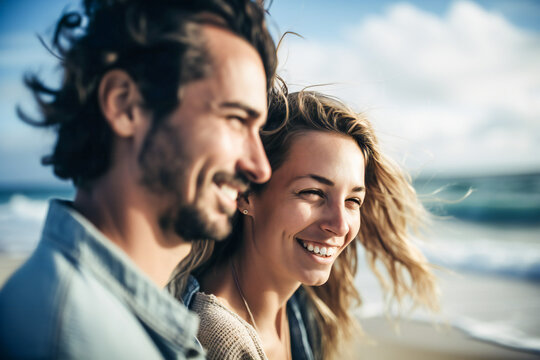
top-left (0, 200), bottom-right (204, 359)
top-left (182, 276), bottom-right (316, 360)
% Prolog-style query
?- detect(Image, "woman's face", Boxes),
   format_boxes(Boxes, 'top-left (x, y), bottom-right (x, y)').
top-left (245, 131), bottom-right (366, 286)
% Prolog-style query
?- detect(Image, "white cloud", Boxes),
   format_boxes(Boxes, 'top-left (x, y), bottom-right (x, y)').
top-left (277, 1), bottom-right (540, 175)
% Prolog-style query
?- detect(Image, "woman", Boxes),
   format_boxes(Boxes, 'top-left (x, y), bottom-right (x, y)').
top-left (169, 88), bottom-right (438, 359)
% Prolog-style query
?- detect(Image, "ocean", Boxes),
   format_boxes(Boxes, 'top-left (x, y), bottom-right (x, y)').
top-left (1, 173), bottom-right (539, 354)
top-left (0, 185), bottom-right (74, 254)
top-left (413, 172), bottom-right (540, 281)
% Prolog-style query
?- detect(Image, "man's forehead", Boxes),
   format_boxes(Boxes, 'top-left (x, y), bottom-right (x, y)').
top-left (184, 25), bottom-right (266, 118)
top-left (201, 25), bottom-right (266, 79)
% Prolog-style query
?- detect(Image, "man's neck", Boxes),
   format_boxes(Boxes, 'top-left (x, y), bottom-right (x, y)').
top-left (73, 178), bottom-right (191, 288)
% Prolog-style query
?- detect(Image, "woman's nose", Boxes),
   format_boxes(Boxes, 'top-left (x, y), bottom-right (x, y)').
top-left (320, 203), bottom-right (349, 237)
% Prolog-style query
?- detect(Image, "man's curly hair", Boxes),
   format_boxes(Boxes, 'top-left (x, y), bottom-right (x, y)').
top-left (21, 0), bottom-right (277, 188)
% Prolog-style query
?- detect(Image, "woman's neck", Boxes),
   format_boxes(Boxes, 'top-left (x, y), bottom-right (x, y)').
top-left (200, 253), bottom-right (300, 332)
top-left (199, 250), bottom-right (299, 360)
top-left (232, 252), bottom-right (300, 333)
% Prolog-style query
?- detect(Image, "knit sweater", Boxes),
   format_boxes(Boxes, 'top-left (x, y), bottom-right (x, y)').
top-left (191, 292), bottom-right (268, 360)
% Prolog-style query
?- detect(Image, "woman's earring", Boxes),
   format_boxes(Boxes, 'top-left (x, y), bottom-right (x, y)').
top-left (242, 209), bottom-right (248, 215)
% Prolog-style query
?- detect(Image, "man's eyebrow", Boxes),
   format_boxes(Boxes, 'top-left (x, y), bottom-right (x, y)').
top-left (219, 101), bottom-right (261, 118)
top-left (294, 174), bottom-right (366, 193)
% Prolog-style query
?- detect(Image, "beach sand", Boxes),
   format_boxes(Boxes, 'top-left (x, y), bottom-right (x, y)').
top-left (342, 319), bottom-right (538, 360)
top-left (1, 255), bottom-right (538, 359)
top-left (0, 255), bottom-right (26, 287)
top-left (342, 269), bottom-right (540, 359)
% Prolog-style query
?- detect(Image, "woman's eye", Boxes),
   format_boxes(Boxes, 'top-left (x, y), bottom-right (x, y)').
top-left (346, 198), bottom-right (362, 208)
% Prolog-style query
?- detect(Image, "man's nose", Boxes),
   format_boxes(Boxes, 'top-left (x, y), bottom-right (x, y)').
top-left (238, 132), bottom-right (271, 184)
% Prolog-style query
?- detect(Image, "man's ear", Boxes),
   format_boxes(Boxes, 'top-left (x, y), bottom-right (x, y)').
top-left (98, 70), bottom-right (141, 137)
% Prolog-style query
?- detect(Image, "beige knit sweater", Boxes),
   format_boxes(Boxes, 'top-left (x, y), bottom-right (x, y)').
top-left (191, 292), bottom-right (268, 360)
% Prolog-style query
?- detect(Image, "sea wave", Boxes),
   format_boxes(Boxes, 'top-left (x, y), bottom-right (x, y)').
top-left (416, 172), bottom-right (540, 224)
top-left (0, 194), bottom-right (49, 253)
top-left (0, 194), bottom-right (49, 221)
top-left (415, 218), bottom-right (540, 281)
top-left (453, 316), bottom-right (540, 355)
top-left (421, 239), bottom-right (540, 281)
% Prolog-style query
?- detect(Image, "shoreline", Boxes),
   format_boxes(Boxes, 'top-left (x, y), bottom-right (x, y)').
top-left (342, 316), bottom-right (540, 359)
top-left (2, 254), bottom-right (539, 359)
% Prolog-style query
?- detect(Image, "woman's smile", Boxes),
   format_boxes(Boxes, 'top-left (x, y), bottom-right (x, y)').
top-left (296, 238), bottom-right (340, 258)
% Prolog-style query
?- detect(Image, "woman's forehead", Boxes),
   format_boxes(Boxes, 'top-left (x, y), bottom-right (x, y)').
top-left (274, 131), bottom-right (366, 187)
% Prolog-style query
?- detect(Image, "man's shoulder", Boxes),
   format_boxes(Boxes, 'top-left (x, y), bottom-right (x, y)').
top-left (0, 244), bottom-right (143, 358)
top-left (0, 244), bottom-right (79, 357)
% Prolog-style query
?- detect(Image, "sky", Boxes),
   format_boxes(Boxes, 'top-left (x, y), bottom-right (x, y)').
top-left (0, 0), bottom-right (539, 186)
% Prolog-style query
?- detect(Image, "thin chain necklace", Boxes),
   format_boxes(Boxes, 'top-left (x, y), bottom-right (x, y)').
top-left (231, 261), bottom-right (259, 332)
top-left (230, 261), bottom-right (292, 360)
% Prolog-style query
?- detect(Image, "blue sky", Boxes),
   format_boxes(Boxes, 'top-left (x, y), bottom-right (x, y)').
top-left (1, 0), bottom-right (539, 185)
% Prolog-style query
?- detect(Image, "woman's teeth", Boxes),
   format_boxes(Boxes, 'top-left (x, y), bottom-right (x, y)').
top-left (302, 241), bottom-right (336, 257)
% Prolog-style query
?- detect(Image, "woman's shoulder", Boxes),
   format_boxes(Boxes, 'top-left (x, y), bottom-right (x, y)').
top-left (191, 292), bottom-right (244, 328)
top-left (191, 292), bottom-right (267, 360)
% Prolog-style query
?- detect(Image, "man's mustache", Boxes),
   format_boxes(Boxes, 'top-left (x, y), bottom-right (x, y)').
top-left (212, 171), bottom-right (250, 194)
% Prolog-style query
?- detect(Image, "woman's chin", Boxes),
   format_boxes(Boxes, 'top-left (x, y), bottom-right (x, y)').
top-left (300, 271), bottom-right (331, 287)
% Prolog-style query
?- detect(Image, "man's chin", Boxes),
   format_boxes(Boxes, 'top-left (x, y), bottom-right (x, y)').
top-left (200, 210), bottom-right (234, 241)
top-left (172, 206), bottom-right (233, 242)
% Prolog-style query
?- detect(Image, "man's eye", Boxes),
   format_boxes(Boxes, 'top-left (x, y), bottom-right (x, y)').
top-left (298, 189), bottom-right (324, 198)
top-left (228, 115), bottom-right (246, 124)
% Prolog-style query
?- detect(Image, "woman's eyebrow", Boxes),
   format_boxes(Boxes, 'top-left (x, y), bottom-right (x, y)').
top-left (290, 174), bottom-right (333, 186)
top-left (292, 174), bottom-right (366, 193)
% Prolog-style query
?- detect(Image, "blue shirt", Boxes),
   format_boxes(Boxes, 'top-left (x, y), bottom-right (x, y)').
top-left (182, 276), bottom-right (316, 360)
top-left (0, 200), bottom-right (204, 359)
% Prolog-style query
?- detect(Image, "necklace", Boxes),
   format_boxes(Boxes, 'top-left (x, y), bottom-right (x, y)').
top-left (230, 261), bottom-right (292, 360)
top-left (231, 261), bottom-right (259, 332)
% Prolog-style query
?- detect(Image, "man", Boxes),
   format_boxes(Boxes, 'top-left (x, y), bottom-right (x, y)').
top-left (0, 0), bottom-right (276, 358)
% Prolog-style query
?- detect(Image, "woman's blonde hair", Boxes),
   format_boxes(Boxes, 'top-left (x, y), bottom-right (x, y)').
top-left (169, 86), bottom-right (439, 359)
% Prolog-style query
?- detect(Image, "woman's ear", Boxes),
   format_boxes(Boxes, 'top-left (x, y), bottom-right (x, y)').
top-left (237, 193), bottom-right (255, 216)
top-left (98, 69), bottom-right (142, 138)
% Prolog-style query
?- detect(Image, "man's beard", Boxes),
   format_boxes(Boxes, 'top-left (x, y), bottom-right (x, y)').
top-left (137, 120), bottom-right (239, 242)
top-left (170, 201), bottom-right (233, 242)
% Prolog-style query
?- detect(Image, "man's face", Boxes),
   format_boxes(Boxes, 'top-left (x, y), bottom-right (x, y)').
top-left (139, 26), bottom-right (271, 242)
